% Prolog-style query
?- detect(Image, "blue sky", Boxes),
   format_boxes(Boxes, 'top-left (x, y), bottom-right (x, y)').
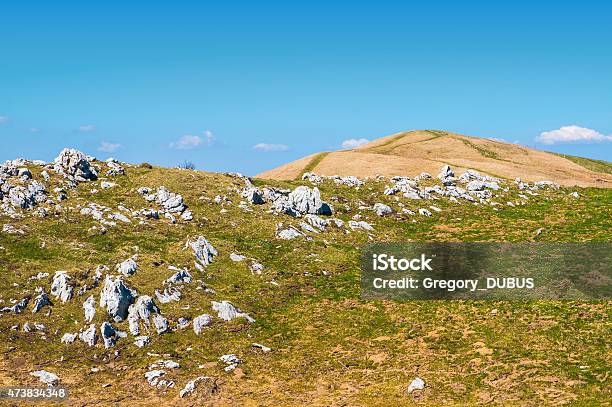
top-left (1, 0), bottom-right (611, 175)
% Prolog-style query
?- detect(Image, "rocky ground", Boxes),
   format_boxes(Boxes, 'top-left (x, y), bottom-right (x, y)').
top-left (0, 149), bottom-right (610, 406)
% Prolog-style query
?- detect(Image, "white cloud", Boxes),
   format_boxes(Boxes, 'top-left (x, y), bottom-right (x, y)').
top-left (252, 143), bottom-right (289, 152)
top-left (169, 130), bottom-right (214, 150)
top-left (98, 141), bottom-right (122, 153)
top-left (203, 130), bottom-right (214, 143)
top-left (29, 127), bottom-right (40, 133)
top-left (341, 138), bottom-right (370, 149)
top-left (537, 125), bottom-right (612, 145)
top-left (78, 124), bottom-right (96, 132)
top-left (0, 116), bottom-right (8, 124)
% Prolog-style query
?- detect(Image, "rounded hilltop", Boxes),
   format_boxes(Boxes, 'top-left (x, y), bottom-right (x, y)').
top-left (257, 130), bottom-right (612, 188)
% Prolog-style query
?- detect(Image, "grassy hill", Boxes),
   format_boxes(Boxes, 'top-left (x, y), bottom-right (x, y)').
top-left (0, 157), bottom-right (610, 405)
top-left (258, 130), bottom-right (612, 188)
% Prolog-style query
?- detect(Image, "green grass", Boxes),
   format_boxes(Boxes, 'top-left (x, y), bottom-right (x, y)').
top-left (457, 137), bottom-right (503, 160)
top-left (298, 152), bottom-right (331, 179)
top-left (0, 163), bottom-right (610, 405)
top-left (552, 152), bottom-right (612, 175)
top-left (364, 130), bottom-right (445, 155)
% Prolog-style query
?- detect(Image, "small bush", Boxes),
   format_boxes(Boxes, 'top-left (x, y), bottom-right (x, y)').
top-left (178, 161), bottom-right (196, 170)
top-left (139, 162), bottom-right (153, 169)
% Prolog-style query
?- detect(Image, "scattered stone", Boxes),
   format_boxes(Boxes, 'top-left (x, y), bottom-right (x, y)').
top-left (83, 295), bottom-right (96, 322)
top-left (242, 188), bottom-right (265, 205)
top-left (155, 287), bottom-right (181, 303)
top-left (61, 332), bottom-right (77, 344)
top-left (190, 236), bottom-right (217, 269)
top-left (179, 376), bottom-right (213, 398)
top-left (418, 208), bottom-right (432, 217)
top-left (79, 324), bottom-right (98, 346)
top-left (127, 295), bottom-right (161, 335)
top-left (438, 164), bottom-right (454, 179)
top-left (250, 261), bottom-right (264, 274)
top-left (304, 214), bottom-right (329, 231)
top-left (32, 290), bottom-right (51, 313)
top-left (50, 271), bottom-right (73, 303)
top-left (145, 370), bottom-right (170, 388)
top-left (348, 220), bottom-right (374, 231)
top-left (406, 377), bottom-right (425, 394)
top-left (153, 314), bottom-right (170, 334)
top-left (100, 181), bottom-right (116, 189)
top-left (287, 186), bottom-right (332, 215)
top-left (100, 321), bottom-right (127, 348)
top-left (100, 275), bottom-right (136, 321)
top-left (0, 297), bottom-right (28, 313)
top-left (166, 267), bottom-right (192, 284)
top-left (134, 336), bottom-right (151, 348)
top-left (276, 226), bottom-right (303, 240)
top-left (106, 159), bottom-right (125, 176)
top-left (252, 343), bottom-right (272, 352)
top-left (177, 317), bottom-right (191, 329)
top-left (373, 203), bottom-right (393, 216)
top-left (30, 370), bottom-right (60, 386)
top-left (211, 301), bottom-right (255, 323)
top-left (149, 360), bottom-right (180, 369)
top-left (116, 256), bottom-right (138, 276)
top-left (193, 314), bottom-right (213, 335)
top-left (230, 253), bottom-right (246, 262)
top-left (219, 354), bottom-right (242, 371)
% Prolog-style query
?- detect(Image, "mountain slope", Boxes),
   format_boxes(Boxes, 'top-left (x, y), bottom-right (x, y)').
top-left (1, 151), bottom-right (611, 405)
top-left (257, 130), bottom-right (612, 187)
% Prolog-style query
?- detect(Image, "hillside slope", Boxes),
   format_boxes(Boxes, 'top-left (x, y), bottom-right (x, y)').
top-left (0, 150), bottom-right (610, 405)
top-left (257, 130), bottom-right (612, 187)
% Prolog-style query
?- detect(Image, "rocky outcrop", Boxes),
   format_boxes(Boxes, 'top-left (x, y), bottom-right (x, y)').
top-left (100, 321), bottom-right (127, 348)
top-left (79, 324), bottom-right (97, 346)
top-left (50, 271), bottom-right (73, 303)
top-left (287, 186), bottom-right (332, 216)
top-left (53, 148), bottom-right (98, 182)
top-left (116, 256), bottom-right (138, 276)
top-left (127, 295), bottom-right (160, 335)
top-left (190, 236), bottom-right (217, 269)
top-left (99, 276), bottom-right (136, 321)
top-left (83, 295), bottom-right (96, 322)
top-left (32, 289), bottom-right (51, 313)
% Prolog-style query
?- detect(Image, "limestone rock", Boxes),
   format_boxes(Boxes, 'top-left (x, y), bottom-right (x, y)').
top-left (116, 256), bottom-right (138, 276)
top-left (127, 295), bottom-right (161, 335)
top-left (373, 203), bottom-right (392, 216)
top-left (100, 321), bottom-right (127, 348)
top-left (50, 271), bottom-right (73, 303)
top-left (190, 236), bottom-right (217, 268)
top-left (211, 301), bottom-right (255, 323)
top-left (32, 290), bottom-right (51, 313)
top-left (406, 377), bottom-right (425, 394)
top-left (53, 148), bottom-right (98, 182)
top-left (193, 314), bottom-right (213, 335)
top-left (83, 295), bottom-right (96, 322)
top-left (99, 276), bottom-right (136, 321)
top-left (180, 376), bottom-right (213, 398)
top-left (79, 324), bottom-right (98, 346)
top-left (30, 370), bottom-right (60, 386)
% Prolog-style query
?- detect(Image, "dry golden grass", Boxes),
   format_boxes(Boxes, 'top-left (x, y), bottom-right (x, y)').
top-left (257, 130), bottom-right (612, 188)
